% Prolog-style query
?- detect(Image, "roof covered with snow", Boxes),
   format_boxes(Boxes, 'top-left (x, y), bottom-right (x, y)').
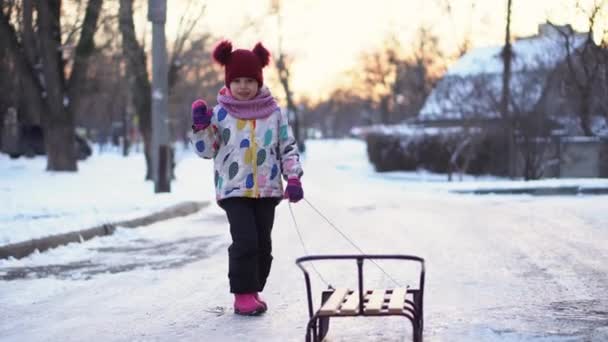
top-left (447, 33), bottom-right (588, 77)
top-left (419, 24), bottom-right (590, 122)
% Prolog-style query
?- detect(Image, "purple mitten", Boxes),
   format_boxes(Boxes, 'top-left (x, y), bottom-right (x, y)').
top-left (191, 99), bottom-right (212, 131)
top-left (284, 177), bottom-right (303, 203)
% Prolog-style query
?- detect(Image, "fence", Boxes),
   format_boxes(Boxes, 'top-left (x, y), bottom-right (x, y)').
top-left (516, 136), bottom-right (608, 178)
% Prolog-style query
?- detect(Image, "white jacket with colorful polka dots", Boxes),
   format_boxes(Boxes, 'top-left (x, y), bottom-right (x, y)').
top-left (191, 105), bottom-right (303, 201)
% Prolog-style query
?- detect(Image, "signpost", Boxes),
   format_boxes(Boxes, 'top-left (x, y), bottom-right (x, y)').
top-left (148, 0), bottom-right (171, 193)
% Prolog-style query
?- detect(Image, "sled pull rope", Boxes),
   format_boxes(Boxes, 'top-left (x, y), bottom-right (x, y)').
top-left (288, 202), bottom-right (333, 289)
top-left (303, 198), bottom-right (401, 287)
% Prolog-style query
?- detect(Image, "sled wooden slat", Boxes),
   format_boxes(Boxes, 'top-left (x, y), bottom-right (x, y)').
top-left (364, 289), bottom-right (386, 314)
top-left (339, 291), bottom-right (360, 314)
top-left (296, 254), bottom-right (425, 342)
top-left (387, 287), bottom-right (408, 313)
top-left (318, 287), bottom-right (349, 315)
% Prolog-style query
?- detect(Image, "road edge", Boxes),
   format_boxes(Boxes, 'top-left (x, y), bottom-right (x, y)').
top-left (0, 201), bottom-right (209, 260)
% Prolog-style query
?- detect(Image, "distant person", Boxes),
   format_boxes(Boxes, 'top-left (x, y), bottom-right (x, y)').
top-left (190, 40), bottom-right (304, 316)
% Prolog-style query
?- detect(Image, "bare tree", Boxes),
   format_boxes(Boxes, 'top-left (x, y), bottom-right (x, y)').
top-left (168, 1), bottom-right (207, 94)
top-left (120, 0), bottom-right (219, 178)
top-left (550, 1), bottom-right (607, 136)
top-left (299, 88), bottom-right (371, 138)
top-left (67, 0), bottom-right (104, 118)
top-left (269, 0), bottom-right (303, 148)
top-left (300, 28), bottom-right (445, 138)
top-left (354, 37), bottom-right (399, 124)
top-left (0, 2), bottom-right (16, 148)
top-left (351, 29), bottom-right (443, 125)
top-left (397, 27), bottom-right (445, 119)
top-left (515, 68), bottom-right (559, 180)
top-left (37, 1), bottom-right (76, 170)
top-left (1, 1), bottom-right (44, 127)
top-left (167, 34), bottom-right (222, 148)
top-left (0, 0), bottom-right (103, 171)
top-left (434, 0), bottom-right (476, 57)
top-left (119, 0), bottom-right (153, 179)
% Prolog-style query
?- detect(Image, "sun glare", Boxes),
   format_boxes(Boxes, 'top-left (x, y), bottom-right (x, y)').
top-left (160, 0), bottom-right (606, 101)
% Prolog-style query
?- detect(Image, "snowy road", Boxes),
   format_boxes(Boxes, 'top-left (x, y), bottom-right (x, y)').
top-left (1, 140), bottom-right (607, 341)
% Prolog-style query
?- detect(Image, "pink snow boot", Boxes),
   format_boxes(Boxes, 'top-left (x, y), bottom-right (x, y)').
top-left (234, 293), bottom-right (266, 316)
top-left (254, 293), bottom-right (268, 311)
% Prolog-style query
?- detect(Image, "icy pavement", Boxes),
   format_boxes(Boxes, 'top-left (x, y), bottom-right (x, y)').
top-left (2, 191), bottom-right (607, 341)
top-left (1, 139), bottom-right (607, 341)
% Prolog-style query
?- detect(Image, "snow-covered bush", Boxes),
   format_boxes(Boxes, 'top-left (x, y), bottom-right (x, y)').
top-left (364, 126), bottom-right (510, 176)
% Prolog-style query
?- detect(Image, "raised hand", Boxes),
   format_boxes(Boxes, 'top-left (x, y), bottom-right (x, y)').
top-left (191, 99), bottom-right (212, 131)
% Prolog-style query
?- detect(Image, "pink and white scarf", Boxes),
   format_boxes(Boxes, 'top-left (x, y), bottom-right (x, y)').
top-left (217, 86), bottom-right (279, 119)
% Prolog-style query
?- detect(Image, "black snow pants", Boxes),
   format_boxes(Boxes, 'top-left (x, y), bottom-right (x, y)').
top-left (218, 197), bottom-right (281, 294)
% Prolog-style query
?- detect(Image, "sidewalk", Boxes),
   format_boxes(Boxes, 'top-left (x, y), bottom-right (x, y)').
top-left (451, 185), bottom-right (608, 195)
top-left (0, 201), bottom-right (208, 260)
top-left (437, 177), bottom-right (608, 195)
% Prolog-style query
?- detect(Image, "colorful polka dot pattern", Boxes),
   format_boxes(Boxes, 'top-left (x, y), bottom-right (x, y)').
top-left (270, 164), bottom-right (279, 180)
top-left (218, 108), bottom-right (228, 121)
top-left (228, 162), bottom-right (239, 180)
top-left (195, 141), bottom-right (205, 152)
top-left (257, 150), bottom-right (266, 165)
top-left (264, 129), bottom-right (273, 146)
top-left (222, 129), bottom-right (231, 145)
top-left (191, 105), bottom-right (303, 200)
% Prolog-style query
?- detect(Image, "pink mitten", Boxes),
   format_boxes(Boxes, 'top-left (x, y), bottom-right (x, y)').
top-left (284, 177), bottom-right (303, 203)
top-left (191, 99), bottom-right (212, 131)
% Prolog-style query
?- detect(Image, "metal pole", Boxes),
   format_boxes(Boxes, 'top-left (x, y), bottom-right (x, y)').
top-left (502, 0), bottom-right (514, 178)
top-left (148, 0), bottom-right (170, 193)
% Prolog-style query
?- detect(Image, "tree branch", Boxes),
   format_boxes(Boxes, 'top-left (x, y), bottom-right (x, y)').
top-left (67, 0), bottom-right (103, 112)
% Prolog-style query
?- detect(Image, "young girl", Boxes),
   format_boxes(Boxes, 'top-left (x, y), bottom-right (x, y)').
top-left (190, 40), bottom-right (304, 316)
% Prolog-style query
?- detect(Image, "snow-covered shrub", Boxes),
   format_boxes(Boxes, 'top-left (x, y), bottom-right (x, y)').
top-left (364, 126), bottom-right (510, 176)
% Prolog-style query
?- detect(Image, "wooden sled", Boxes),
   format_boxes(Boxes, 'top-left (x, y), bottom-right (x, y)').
top-left (295, 254), bottom-right (425, 342)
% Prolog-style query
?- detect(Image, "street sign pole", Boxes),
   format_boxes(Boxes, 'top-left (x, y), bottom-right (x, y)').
top-left (148, 0), bottom-right (171, 193)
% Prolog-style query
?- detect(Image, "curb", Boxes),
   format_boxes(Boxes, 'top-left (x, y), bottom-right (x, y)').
top-left (451, 186), bottom-right (608, 195)
top-left (0, 201), bottom-right (209, 260)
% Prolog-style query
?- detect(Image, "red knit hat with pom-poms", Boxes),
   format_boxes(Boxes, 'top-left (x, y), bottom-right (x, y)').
top-left (212, 40), bottom-right (270, 87)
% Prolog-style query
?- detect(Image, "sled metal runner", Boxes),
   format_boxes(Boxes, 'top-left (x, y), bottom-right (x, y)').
top-left (295, 254), bottom-right (425, 342)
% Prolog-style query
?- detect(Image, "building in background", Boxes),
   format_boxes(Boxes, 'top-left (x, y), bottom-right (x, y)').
top-left (355, 24), bottom-right (608, 179)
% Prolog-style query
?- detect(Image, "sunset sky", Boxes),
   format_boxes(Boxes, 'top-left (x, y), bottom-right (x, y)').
top-left (160, 0), bottom-right (607, 101)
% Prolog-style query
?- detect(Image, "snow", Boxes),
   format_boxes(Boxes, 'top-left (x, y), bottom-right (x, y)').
top-left (351, 124), bottom-right (479, 138)
top-left (0, 150), bottom-right (213, 246)
top-left (418, 32), bottom-right (589, 121)
top-left (1, 139), bottom-right (608, 341)
top-left (418, 71), bottom-right (552, 121)
top-left (447, 34), bottom-right (587, 77)
top-left (560, 136), bottom-right (603, 143)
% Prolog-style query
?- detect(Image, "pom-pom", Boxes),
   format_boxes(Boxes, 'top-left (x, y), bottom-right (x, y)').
top-left (212, 40), bottom-right (233, 66)
top-left (252, 42), bottom-right (270, 67)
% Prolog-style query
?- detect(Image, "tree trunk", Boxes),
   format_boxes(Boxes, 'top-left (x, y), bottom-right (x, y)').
top-left (67, 0), bottom-right (103, 113)
top-left (273, 2), bottom-right (303, 150)
top-left (580, 91), bottom-right (593, 136)
top-left (22, 0), bottom-right (38, 74)
top-left (0, 4), bottom-right (44, 126)
top-left (3, 0), bottom-right (101, 169)
top-left (37, 0), bottom-right (77, 171)
top-left (276, 53), bottom-right (303, 149)
top-left (119, 0), bottom-right (153, 180)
